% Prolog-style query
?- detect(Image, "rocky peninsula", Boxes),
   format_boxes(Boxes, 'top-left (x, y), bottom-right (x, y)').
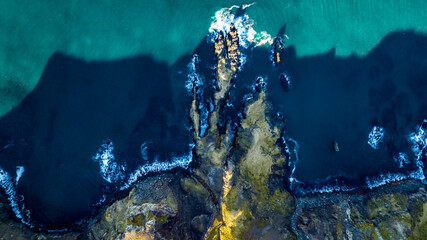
top-left (0, 22), bottom-right (426, 240)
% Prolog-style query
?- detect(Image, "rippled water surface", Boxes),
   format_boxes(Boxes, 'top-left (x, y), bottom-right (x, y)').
top-left (0, 0), bottom-right (427, 229)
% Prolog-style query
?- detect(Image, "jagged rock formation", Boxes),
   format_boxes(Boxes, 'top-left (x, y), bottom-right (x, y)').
top-left (88, 176), bottom-right (179, 240)
top-left (272, 36), bottom-right (285, 66)
top-left (214, 23), bottom-right (240, 104)
top-left (203, 91), bottom-right (295, 239)
top-left (294, 184), bottom-right (427, 239)
top-left (0, 27), bottom-right (426, 240)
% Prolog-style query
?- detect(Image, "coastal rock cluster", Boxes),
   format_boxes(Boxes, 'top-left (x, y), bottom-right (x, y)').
top-left (0, 22), bottom-right (426, 240)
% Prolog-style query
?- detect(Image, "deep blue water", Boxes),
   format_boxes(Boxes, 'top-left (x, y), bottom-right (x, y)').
top-left (273, 32), bottom-right (427, 189)
top-left (0, 53), bottom-right (192, 228)
top-left (0, 29), bottom-right (426, 229)
top-left (251, 31), bottom-right (427, 191)
top-left (212, 30), bottom-right (427, 193)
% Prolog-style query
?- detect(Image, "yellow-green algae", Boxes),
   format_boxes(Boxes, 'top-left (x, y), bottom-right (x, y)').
top-left (202, 91), bottom-right (295, 239)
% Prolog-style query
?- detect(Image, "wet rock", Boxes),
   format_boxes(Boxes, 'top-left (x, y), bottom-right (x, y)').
top-left (279, 72), bottom-right (291, 92)
top-left (295, 186), bottom-right (427, 240)
top-left (272, 36), bottom-right (285, 66)
top-left (88, 176), bottom-right (178, 240)
top-left (332, 140), bottom-right (339, 152)
top-left (214, 23), bottom-right (240, 103)
top-left (191, 214), bottom-right (210, 234)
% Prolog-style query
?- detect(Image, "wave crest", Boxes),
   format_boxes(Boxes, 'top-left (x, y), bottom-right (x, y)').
top-left (208, 4), bottom-right (273, 48)
top-left (92, 140), bottom-right (126, 183)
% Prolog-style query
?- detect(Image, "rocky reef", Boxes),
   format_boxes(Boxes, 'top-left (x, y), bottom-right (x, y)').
top-left (0, 23), bottom-right (426, 240)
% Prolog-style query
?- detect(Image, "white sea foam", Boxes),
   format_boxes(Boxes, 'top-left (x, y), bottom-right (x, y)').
top-left (299, 181), bottom-right (357, 194)
top-left (120, 143), bottom-right (194, 190)
top-left (140, 142), bottom-right (148, 161)
top-left (284, 137), bottom-right (301, 189)
top-left (15, 166), bottom-right (25, 185)
top-left (368, 126), bottom-right (385, 149)
top-left (243, 93), bottom-right (253, 102)
top-left (0, 166), bottom-right (32, 227)
top-left (269, 35), bottom-right (289, 65)
top-left (408, 119), bottom-right (427, 183)
top-left (365, 172), bottom-right (408, 189)
top-left (283, 120), bottom-right (427, 194)
top-left (251, 76), bottom-right (267, 92)
top-left (393, 152), bottom-right (409, 168)
top-left (199, 98), bottom-right (215, 138)
top-left (94, 194), bottom-right (107, 207)
top-left (185, 54), bottom-right (204, 95)
top-left (92, 140), bottom-right (126, 183)
top-left (239, 53), bottom-right (247, 71)
top-left (208, 4), bottom-right (273, 49)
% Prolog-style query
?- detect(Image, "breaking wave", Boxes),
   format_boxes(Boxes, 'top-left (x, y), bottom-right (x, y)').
top-left (208, 4), bottom-right (273, 48)
top-left (0, 166), bottom-right (32, 227)
top-left (185, 54), bottom-right (204, 95)
top-left (393, 152), bottom-right (409, 168)
top-left (408, 119), bottom-right (427, 183)
top-left (15, 166), bottom-right (25, 185)
top-left (368, 126), bottom-right (385, 149)
top-left (92, 140), bottom-right (126, 183)
top-left (285, 120), bottom-right (427, 195)
top-left (121, 143), bottom-right (194, 190)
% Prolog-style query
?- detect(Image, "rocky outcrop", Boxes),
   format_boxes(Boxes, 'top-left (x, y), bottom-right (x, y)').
top-left (0, 21), bottom-right (426, 240)
top-left (204, 91), bottom-right (295, 239)
top-left (0, 192), bottom-right (82, 239)
top-left (294, 184), bottom-right (427, 240)
top-left (190, 25), bottom-right (295, 237)
top-left (272, 36), bottom-right (285, 66)
top-left (214, 23), bottom-right (240, 103)
top-left (88, 176), bottom-right (179, 240)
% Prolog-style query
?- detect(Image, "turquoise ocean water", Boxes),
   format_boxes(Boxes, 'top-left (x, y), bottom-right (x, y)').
top-left (0, 0), bottom-right (427, 230)
top-left (1, 0), bottom-right (427, 117)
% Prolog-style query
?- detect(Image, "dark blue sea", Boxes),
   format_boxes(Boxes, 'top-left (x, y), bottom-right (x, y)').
top-left (0, 11), bottom-right (426, 230)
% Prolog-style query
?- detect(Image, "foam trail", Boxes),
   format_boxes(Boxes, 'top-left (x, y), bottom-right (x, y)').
top-left (0, 143), bottom-right (14, 152)
top-left (284, 136), bottom-right (301, 189)
top-left (121, 143), bottom-right (195, 190)
top-left (294, 177), bottom-right (358, 195)
top-left (208, 4), bottom-right (273, 48)
top-left (92, 140), bottom-right (126, 183)
top-left (368, 126), bottom-right (384, 149)
top-left (185, 54), bottom-right (204, 95)
top-left (284, 120), bottom-right (427, 194)
top-left (393, 152), bottom-right (409, 168)
top-left (94, 194), bottom-right (107, 207)
top-left (0, 166), bottom-right (32, 227)
top-left (408, 119), bottom-right (427, 183)
top-left (140, 142), bottom-right (148, 161)
top-left (15, 166), bottom-right (25, 185)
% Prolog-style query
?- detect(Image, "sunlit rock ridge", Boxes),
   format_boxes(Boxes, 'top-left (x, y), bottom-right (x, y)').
top-left (0, 4), bottom-right (426, 240)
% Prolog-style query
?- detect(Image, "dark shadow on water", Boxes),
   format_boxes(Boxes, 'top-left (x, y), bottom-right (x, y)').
top-left (0, 52), bottom-right (192, 229)
top-left (0, 29), bottom-right (427, 229)
top-left (241, 31), bottom-right (427, 189)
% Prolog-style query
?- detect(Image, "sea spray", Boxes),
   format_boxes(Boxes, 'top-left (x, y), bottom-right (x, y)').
top-left (15, 166), bottom-right (25, 185)
top-left (208, 4), bottom-right (273, 48)
top-left (140, 142), bottom-right (149, 161)
top-left (393, 152), bottom-right (409, 168)
top-left (92, 140), bottom-right (126, 183)
top-left (185, 54), bottom-right (203, 95)
top-left (368, 126), bottom-right (385, 149)
top-left (0, 166), bottom-right (32, 227)
top-left (120, 143), bottom-right (194, 190)
top-left (408, 119), bottom-right (427, 183)
top-left (186, 53), bottom-right (213, 137)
